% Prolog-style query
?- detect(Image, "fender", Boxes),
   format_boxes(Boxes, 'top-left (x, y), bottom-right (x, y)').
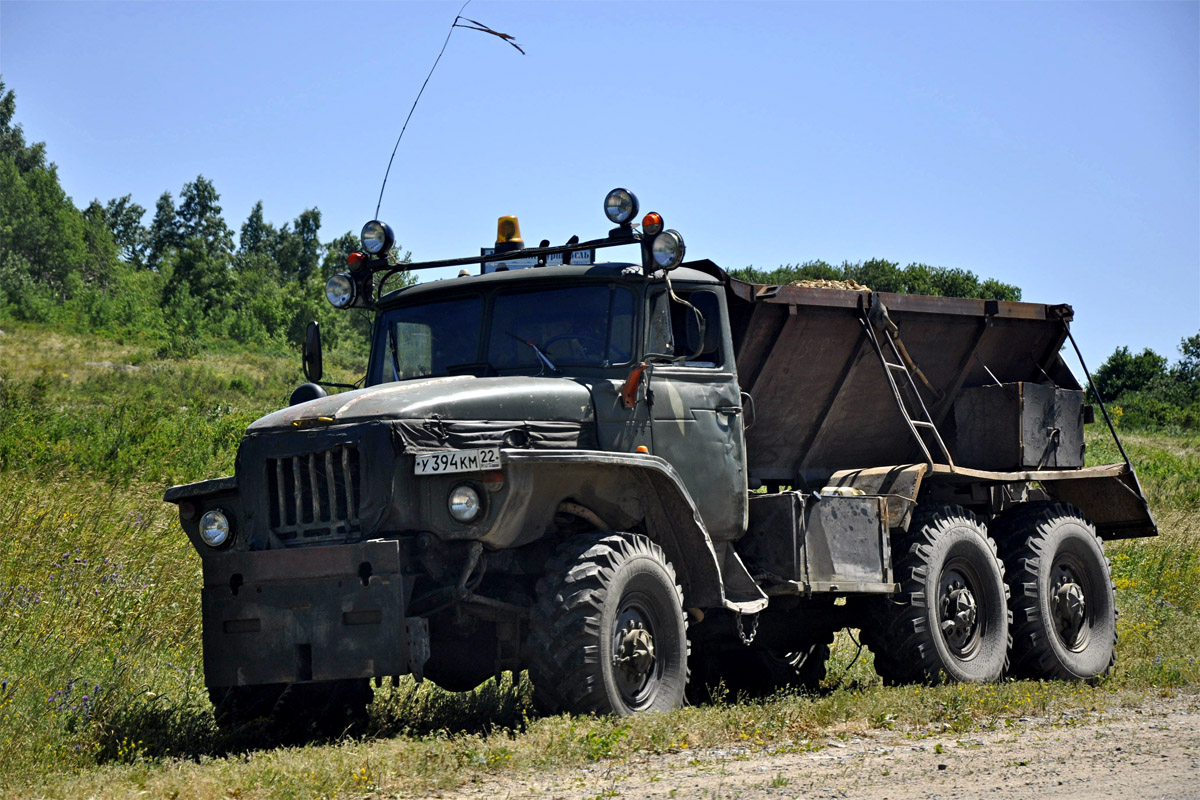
top-left (827, 461), bottom-right (1156, 540)
top-left (488, 450), bottom-right (768, 613)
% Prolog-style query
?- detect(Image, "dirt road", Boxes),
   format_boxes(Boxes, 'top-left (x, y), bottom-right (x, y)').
top-left (444, 691), bottom-right (1200, 800)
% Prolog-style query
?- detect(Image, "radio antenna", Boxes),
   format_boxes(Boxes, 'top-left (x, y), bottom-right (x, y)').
top-left (375, 0), bottom-right (524, 220)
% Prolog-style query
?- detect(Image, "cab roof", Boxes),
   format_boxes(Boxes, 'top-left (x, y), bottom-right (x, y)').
top-left (376, 260), bottom-right (724, 309)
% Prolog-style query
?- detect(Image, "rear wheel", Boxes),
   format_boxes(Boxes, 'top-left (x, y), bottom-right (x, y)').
top-left (528, 532), bottom-right (688, 715)
top-left (995, 502), bottom-right (1116, 680)
top-left (863, 505), bottom-right (1010, 684)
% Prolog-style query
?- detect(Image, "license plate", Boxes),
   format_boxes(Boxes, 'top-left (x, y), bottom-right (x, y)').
top-left (413, 447), bottom-right (501, 475)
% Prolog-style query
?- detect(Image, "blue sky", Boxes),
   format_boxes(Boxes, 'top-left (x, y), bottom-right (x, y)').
top-left (2, 0), bottom-right (1196, 370)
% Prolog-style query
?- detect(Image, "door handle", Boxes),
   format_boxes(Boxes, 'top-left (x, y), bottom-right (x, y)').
top-left (716, 406), bottom-right (742, 417)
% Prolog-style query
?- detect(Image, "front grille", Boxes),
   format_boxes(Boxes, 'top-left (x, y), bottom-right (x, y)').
top-left (266, 444), bottom-right (361, 541)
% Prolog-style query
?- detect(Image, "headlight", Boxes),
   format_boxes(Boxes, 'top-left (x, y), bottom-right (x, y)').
top-left (325, 273), bottom-right (356, 308)
top-left (447, 484), bottom-right (483, 523)
top-left (199, 509), bottom-right (232, 548)
top-left (361, 220), bottom-right (395, 255)
top-left (651, 229), bottom-right (686, 270)
top-left (604, 188), bottom-right (639, 225)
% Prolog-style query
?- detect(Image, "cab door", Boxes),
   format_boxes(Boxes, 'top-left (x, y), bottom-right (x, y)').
top-left (645, 285), bottom-right (748, 541)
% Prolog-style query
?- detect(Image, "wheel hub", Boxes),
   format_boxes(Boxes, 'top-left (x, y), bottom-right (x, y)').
top-left (1053, 576), bottom-right (1087, 640)
top-left (940, 578), bottom-right (979, 653)
top-left (613, 621), bottom-right (656, 681)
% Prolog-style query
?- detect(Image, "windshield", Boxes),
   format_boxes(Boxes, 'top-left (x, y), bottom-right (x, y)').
top-left (376, 284), bottom-right (636, 382)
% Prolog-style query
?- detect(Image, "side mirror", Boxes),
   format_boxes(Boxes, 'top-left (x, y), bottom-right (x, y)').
top-left (302, 321), bottom-right (323, 383)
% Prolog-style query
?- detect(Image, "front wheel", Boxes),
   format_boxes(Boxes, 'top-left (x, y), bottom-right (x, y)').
top-left (995, 502), bottom-right (1117, 680)
top-left (863, 505), bottom-right (1010, 684)
top-left (528, 533), bottom-right (689, 715)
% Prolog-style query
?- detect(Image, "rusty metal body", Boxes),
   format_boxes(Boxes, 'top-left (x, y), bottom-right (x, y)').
top-left (726, 276), bottom-right (1077, 479)
top-left (719, 269), bottom-right (1154, 541)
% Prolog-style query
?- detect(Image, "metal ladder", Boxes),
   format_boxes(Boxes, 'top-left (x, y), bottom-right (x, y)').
top-left (861, 303), bottom-right (955, 470)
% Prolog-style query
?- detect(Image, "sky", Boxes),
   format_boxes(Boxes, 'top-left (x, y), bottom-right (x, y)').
top-left (1, 0), bottom-right (1197, 372)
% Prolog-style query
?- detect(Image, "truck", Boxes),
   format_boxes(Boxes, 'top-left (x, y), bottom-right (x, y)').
top-left (164, 188), bottom-right (1156, 731)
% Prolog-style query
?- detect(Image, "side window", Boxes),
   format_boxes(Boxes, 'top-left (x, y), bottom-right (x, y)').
top-left (391, 322), bottom-right (434, 378)
top-left (647, 290), bottom-right (674, 357)
top-left (649, 288), bottom-right (723, 366)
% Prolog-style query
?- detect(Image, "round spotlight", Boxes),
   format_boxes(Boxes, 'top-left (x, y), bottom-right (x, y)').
top-left (199, 509), bottom-right (232, 548)
top-left (447, 484), bottom-right (483, 524)
top-left (325, 273), bottom-right (356, 308)
top-left (361, 220), bottom-right (395, 255)
top-left (651, 229), bottom-right (686, 271)
top-left (642, 212), bottom-right (664, 236)
top-left (604, 188), bottom-right (639, 225)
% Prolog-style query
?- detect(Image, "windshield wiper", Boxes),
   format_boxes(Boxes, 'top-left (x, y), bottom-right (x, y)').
top-left (508, 332), bottom-right (560, 375)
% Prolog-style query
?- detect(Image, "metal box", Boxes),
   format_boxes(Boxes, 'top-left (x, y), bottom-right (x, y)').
top-left (742, 492), bottom-right (892, 594)
top-left (953, 382), bottom-right (1084, 471)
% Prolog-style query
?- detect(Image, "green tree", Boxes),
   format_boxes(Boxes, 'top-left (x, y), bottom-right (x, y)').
top-left (146, 191), bottom-right (179, 270)
top-left (0, 80), bottom-right (103, 302)
top-left (177, 175), bottom-right (233, 258)
top-left (274, 207), bottom-right (322, 282)
top-left (1091, 346), bottom-right (1169, 403)
top-left (0, 80), bottom-right (46, 173)
top-left (319, 230), bottom-right (360, 277)
top-left (80, 200), bottom-right (118, 288)
top-left (237, 200), bottom-right (275, 257)
top-left (730, 259), bottom-right (1020, 301)
top-left (1174, 333), bottom-right (1200, 392)
top-left (103, 194), bottom-right (147, 266)
top-left (161, 239), bottom-right (232, 318)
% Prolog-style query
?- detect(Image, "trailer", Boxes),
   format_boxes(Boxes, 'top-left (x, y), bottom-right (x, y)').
top-left (164, 189), bottom-right (1155, 731)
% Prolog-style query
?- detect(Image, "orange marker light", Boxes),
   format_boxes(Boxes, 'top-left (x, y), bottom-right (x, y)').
top-left (642, 212), bottom-right (664, 236)
top-left (636, 445), bottom-right (650, 454)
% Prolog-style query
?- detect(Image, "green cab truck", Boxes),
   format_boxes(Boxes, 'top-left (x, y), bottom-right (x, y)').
top-left (165, 189), bottom-right (1155, 729)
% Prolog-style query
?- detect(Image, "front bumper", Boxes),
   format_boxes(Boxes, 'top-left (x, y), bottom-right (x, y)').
top-left (201, 540), bottom-right (422, 687)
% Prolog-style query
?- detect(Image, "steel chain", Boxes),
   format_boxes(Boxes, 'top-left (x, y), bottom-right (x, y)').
top-left (735, 611), bottom-right (759, 646)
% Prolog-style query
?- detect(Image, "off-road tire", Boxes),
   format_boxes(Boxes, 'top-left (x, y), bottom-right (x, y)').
top-left (687, 633), bottom-right (832, 703)
top-left (863, 505), bottom-right (1011, 684)
top-left (994, 502), bottom-right (1117, 680)
top-left (528, 532), bottom-right (689, 715)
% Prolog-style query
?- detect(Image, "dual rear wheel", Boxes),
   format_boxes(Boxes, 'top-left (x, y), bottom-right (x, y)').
top-left (865, 503), bottom-right (1116, 684)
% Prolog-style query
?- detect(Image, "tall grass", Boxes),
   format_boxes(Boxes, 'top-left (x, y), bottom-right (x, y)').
top-left (0, 328), bottom-right (1197, 799)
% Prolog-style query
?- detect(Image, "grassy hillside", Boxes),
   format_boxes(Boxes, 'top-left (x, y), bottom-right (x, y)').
top-left (1, 324), bottom-right (1197, 799)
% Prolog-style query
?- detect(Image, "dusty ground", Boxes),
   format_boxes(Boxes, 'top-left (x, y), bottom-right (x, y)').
top-left (442, 691), bottom-right (1200, 800)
